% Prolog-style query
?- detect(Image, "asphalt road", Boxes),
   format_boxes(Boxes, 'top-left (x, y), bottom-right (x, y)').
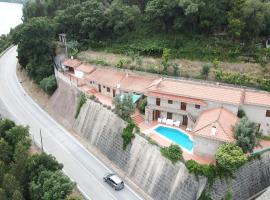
top-left (0, 47), bottom-right (143, 200)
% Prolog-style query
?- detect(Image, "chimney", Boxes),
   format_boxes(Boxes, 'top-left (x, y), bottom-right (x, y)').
top-left (211, 125), bottom-right (217, 136)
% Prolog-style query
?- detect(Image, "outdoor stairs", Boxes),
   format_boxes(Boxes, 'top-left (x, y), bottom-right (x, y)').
top-left (132, 111), bottom-right (145, 125)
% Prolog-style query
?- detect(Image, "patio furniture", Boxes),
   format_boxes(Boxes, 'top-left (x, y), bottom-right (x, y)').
top-left (174, 121), bottom-right (180, 127)
top-left (166, 119), bottom-right (174, 126)
top-left (186, 127), bottom-right (193, 132)
top-left (162, 118), bottom-right (167, 123)
top-left (158, 118), bottom-right (162, 123)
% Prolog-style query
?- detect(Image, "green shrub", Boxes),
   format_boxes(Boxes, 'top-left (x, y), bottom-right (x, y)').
top-left (214, 69), bottom-right (270, 92)
top-left (75, 93), bottom-right (87, 119)
top-left (89, 59), bottom-right (110, 66)
top-left (237, 109), bottom-right (246, 118)
top-left (138, 98), bottom-right (147, 114)
top-left (221, 192), bottom-right (233, 200)
top-left (113, 94), bottom-right (135, 120)
top-left (198, 190), bottom-right (212, 200)
top-left (160, 144), bottom-right (183, 164)
top-left (234, 117), bottom-right (258, 153)
top-left (258, 135), bottom-right (270, 141)
top-left (185, 160), bottom-right (217, 184)
top-left (122, 121), bottom-right (136, 150)
top-left (215, 143), bottom-right (247, 173)
top-left (39, 75), bottom-right (57, 95)
top-left (148, 137), bottom-right (158, 146)
top-left (201, 63), bottom-right (212, 79)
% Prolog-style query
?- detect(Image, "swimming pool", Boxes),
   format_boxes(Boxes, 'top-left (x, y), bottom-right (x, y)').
top-left (154, 126), bottom-right (193, 151)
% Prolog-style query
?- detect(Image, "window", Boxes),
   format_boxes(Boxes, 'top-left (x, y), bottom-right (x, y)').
top-left (181, 102), bottom-right (187, 111)
top-left (168, 100), bottom-right (173, 104)
top-left (195, 104), bottom-right (200, 109)
top-left (167, 112), bottom-right (172, 119)
top-left (156, 98), bottom-right (160, 106)
top-left (107, 87), bottom-right (110, 92)
top-left (90, 81), bottom-right (92, 84)
top-left (103, 86), bottom-right (106, 89)
top-left (266, 110), bottom-right (270, 117)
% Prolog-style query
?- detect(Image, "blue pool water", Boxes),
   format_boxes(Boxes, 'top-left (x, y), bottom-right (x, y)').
top-left (154, 126), bottom-right (193, 151)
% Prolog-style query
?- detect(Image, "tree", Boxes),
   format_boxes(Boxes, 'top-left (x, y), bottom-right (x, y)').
top-left (12, 190), bottom-right (24, 200)
top-left (234, 117), bottom-right (258, 153)
top-left (30, 170), bottom-right (75, 200)
top-left (228, 18), bottom-right (245, 40)
top-left (27, 153), bottom-right (63, 181)
top-left (66, 40), bottom-right (79, 58)
top-left (11, 142), bottom-right (30, 196)
top-left (0, 139), bottom-right (12, 164)
top-left (240, 0), bottom-right (270, 42)
top-left (160, 144), bottom-right (183, 164)
top-left (40, 75), bottom-right (57, 95)
top-left (76, 0), bottom-right (108, 39)
top-left (1, 174), bottom-right (20, 198)
top-left (0, 119), bottom-right (15, 140)
top-left (13, 17), bottom-right (55, 83)
top-left (5, 125), bottom-right (30, 151)
top-left (145, 0), bottom-right (179, 32)
top-left (0, 161), bottom-right (5, 184)
top-left (0, 188), bottom-right (7, 200)
top-left (113, 94), bottom-right (135, 120)
top-left (215, 143), bottom-right (247, 173)
top-left (106, 0), bottom-right (140, 35)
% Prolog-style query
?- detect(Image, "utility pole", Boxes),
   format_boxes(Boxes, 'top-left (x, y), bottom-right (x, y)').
top-left (40, 129), bottom-right (44, 152)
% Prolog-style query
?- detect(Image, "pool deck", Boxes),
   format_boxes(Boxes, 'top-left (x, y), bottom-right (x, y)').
top-left (138, 119), bottom-right (215, 164)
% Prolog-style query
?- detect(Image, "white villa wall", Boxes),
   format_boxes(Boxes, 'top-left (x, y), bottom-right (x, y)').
top-left (74, 70), bottom-right (84, 78)
top-left (147, 96), bottom-right (238, 120)
top-left (193, 135), bottom-right (224, 158)
top-left (242, 105), bottom-right (270, 136)
top-left (87, 81), bottom-right (118, 98)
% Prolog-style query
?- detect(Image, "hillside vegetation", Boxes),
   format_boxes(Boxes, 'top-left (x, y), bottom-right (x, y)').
top-left (0, 119), bottom-right (81, 200)
top-left (12, 0), bottom-right (270, 93)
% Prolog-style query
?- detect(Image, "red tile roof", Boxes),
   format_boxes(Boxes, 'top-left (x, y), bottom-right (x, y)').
top-left (76, 63), bottom-right (96, 74)
top-left (244, 90), bottom-right (270, 107)
top-left (148, 79), bottom-right (244, 105)
top-left (63, 59), bottom-right (82, 69)
top-left (193, 107), bottom-right (239, 142)
top-left (85, 68), bottom-right (126, 88)
top-left (148, 92), bottom-right (207, 106)
top-left (120, 74), bottom-right (157, 94)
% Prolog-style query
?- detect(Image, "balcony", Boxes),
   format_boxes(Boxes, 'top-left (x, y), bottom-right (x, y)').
top-left (147, 104), bottom-right (188, 115)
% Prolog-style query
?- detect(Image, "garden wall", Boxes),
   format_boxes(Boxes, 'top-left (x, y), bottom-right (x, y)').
top-left (208, 152), bottom-right (270, 200)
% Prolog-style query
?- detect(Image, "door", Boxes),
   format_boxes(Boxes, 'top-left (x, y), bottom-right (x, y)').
top-left (156, 98), bottom-right (160, 106)
top-left (155, 110), bottom-right (161, 120)
top-left (167, 112), bottom-right (172, 120)
top-left (182, 115), bottom-right (188, 126)
top-left (98, 84), bottom-right (101, 92)
top-left (113, 89), bottom-right (116, 97)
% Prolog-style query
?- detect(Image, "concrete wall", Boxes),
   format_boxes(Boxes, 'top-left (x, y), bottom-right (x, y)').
top-left (193, 135), bottom-right (224, 158)
top-left (208, 152), bottom-right (270, 200)
top-left (74, 100), bottom-right (206, 200)
top-left (242, 105), bottom-right (270, 136)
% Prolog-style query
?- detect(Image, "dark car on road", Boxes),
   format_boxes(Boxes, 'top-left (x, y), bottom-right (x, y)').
top-left (103, 173), bottom-right (125, 191)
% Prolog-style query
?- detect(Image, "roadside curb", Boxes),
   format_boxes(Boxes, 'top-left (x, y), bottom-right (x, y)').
top-left (0, 45), bottom-right (14, 58)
